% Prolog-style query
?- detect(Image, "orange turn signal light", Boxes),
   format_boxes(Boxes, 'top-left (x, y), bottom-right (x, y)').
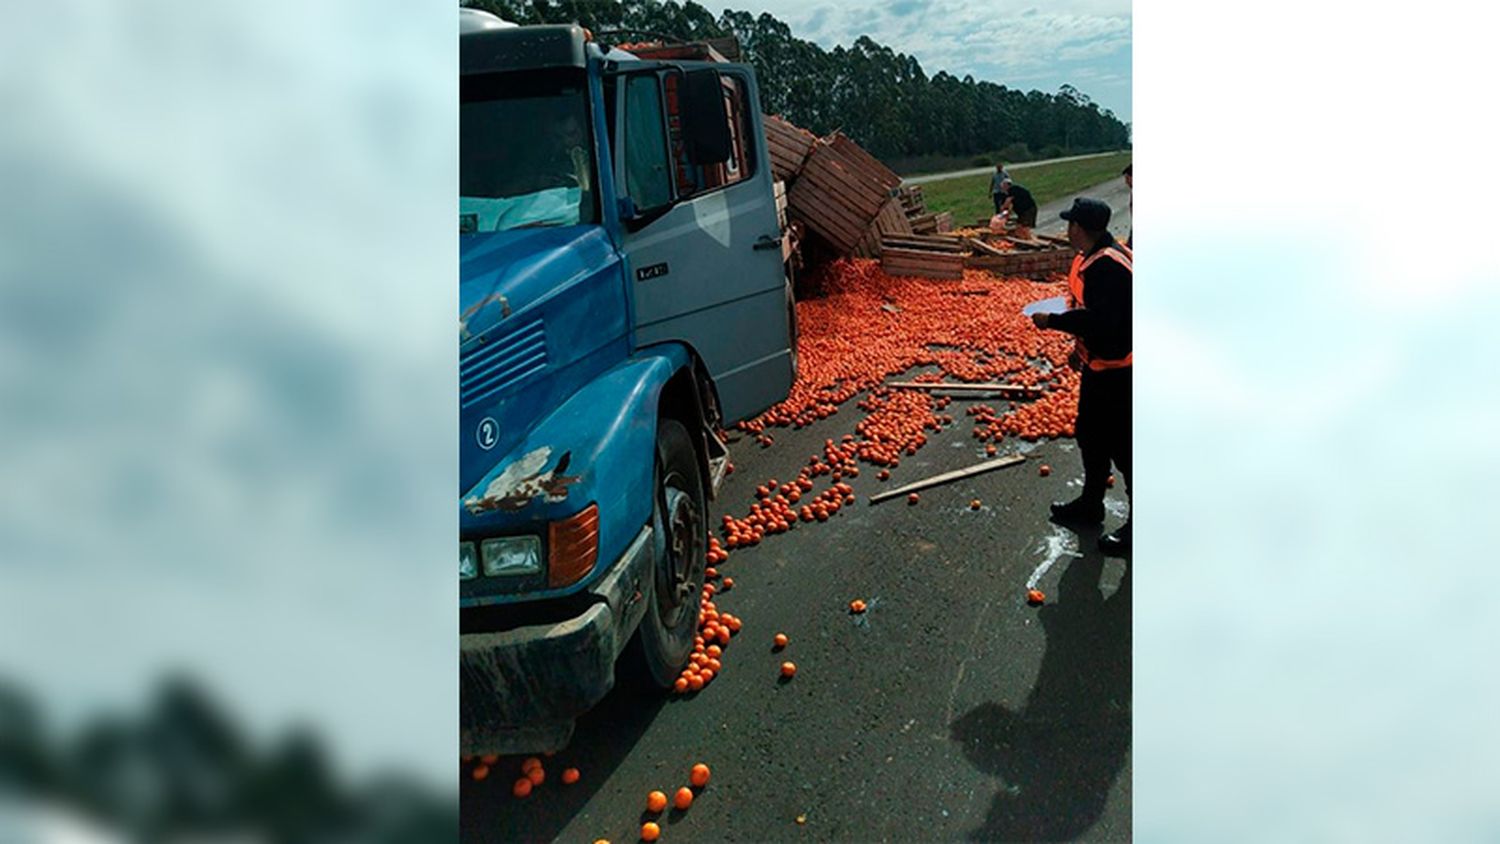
top-left (548, 504), bottom-right (599, 588)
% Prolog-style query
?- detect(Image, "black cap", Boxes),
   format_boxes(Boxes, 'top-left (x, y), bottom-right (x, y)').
top-left (1060, 197), bottom-right (1111, 231)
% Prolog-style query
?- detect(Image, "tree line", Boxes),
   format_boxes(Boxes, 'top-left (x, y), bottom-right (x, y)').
top-left (463, 0), bottom-right (1131, 163)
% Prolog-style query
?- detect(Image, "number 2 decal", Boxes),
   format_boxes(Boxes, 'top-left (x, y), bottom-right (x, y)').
top-left (476, 417), bottom-right (499, 450)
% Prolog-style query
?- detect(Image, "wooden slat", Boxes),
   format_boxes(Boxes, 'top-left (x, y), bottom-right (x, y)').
top-left (800, 149), bottom-right (888, 220)
top-left (788, 177), bottom-right (874, 251)
top-left (966, 237), bottom-right (1006, 257)
top-left (869, 454), bottom-right (1027, 503)
top-left (823, 133), bottom-right (902, 191)
top-left (886, 381), bottom-right (1042, 396)
top-left (879, 236), bottom-right (965, 253)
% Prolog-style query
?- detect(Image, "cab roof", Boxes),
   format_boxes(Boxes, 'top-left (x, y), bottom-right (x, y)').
top-left (461, 23), bottom-right (589, 75)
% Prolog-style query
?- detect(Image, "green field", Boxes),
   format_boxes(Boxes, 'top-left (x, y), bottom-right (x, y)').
top-left (919, 152), bottom-right (1133, 227)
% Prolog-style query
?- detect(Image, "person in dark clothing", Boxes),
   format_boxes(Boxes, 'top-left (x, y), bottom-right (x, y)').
top-left (1031, 197), bottom-right (1132, 554)
top-left (998, 180), bottom-right (1039, 238)
top-left (989, 163), bottom-right (1012, 214)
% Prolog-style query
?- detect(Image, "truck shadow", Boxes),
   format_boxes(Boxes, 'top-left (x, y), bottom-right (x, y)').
top-left (460, 670), bottom-right (667, 844)
top-left (950, 543), bottom-right (1131, 842)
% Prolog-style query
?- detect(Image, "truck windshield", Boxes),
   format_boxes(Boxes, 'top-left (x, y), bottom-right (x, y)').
top-left (461, 70), bottom-right (597, 233)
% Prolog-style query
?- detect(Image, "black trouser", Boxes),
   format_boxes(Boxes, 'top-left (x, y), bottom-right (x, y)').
top-left (993, 194), bottom-right (1005, 214)
top-left (1075, 366), bottom-right (1131, 510)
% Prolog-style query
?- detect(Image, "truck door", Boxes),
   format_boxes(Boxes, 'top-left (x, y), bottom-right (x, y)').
top-left (613, 65), bottom-right (794, 424)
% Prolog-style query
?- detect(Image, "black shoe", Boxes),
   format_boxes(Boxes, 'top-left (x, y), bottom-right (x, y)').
top-left (1050, 497), bottom-right (1104, 526)
top-left (1098, 522), bottom-right (1131, 555)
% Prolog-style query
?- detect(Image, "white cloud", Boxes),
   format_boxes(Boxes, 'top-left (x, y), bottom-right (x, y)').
top-left (715, 1), bottom-right (1131, 116)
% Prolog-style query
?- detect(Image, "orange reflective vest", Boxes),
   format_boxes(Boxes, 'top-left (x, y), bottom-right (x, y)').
top-left (1065, 243), bottom-right (1133, 371)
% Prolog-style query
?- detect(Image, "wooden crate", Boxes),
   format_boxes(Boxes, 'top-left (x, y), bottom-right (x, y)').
top-left (881, 244), bottom-right (965, 279)
top-left (852, 197), bottom-right (916, 258)
top-left (787, 132), bottom-right (903, 255)
top-left (763, 115), bottom-right (817, 183)
top-left (964, 248), bottom-right (1075, 279)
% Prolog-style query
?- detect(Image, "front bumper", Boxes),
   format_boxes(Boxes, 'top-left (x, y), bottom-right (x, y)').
top-left (460, 525), bottom-right (652, 756)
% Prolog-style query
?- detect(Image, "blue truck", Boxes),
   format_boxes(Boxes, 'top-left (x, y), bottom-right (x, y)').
top-left (458, 10), bottom-right (797, 755)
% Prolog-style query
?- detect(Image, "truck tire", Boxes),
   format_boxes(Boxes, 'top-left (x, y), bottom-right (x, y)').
top-left (628, 418), bottom-right (706, 689)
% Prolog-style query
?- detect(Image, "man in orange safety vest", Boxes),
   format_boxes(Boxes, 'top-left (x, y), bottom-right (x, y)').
top-left (1031, 197), bottom-right (1132, 555)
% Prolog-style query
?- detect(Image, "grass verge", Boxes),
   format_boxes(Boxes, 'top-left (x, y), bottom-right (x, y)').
top-left (919, 152), bottom-right (1132, 226)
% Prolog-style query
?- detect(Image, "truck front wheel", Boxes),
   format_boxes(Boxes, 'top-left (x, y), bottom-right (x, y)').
top-left (629, 418), bottom-right (706, 688)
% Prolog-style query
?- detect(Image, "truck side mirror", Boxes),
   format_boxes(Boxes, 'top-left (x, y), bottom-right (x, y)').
top-left (681, 68), bottom-right (732, 165)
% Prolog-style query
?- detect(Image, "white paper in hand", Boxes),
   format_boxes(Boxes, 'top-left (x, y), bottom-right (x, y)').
top-left (1022, 296), bottom-right (1067, 317)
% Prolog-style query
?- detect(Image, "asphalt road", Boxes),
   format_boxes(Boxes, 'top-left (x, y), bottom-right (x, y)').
top-left (1033, 176), bottom-right (1132, 241)
top-left (461, 374), bottom-right (1133, 843)
top-left (901, 152), bottom-right (1126, 186)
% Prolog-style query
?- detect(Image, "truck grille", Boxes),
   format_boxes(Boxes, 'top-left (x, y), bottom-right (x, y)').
top-left (461, 320), bottom-right (547, 409)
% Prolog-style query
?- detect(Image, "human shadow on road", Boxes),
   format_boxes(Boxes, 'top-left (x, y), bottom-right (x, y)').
top-left (460, 666), bottom-right (668, 844)
top-left (951, 546), bottom-right (1131, 842)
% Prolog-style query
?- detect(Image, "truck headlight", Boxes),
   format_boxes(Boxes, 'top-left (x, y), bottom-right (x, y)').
top-left (481, 536), bottom-right (543, 577)
top-left (460, 541), bottom-right (477, 581)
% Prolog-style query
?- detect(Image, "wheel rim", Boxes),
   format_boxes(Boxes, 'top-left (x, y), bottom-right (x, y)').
top-left (654, 471), bottom-right (702, 629)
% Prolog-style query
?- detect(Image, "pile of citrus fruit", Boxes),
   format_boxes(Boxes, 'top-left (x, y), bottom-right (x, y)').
top-left (719, 259), bottom-right (1076, 537)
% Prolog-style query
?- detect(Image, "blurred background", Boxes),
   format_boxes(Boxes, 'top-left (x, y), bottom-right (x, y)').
top-left (0, 0), bottom-right (456, 839)
top-left (4, 0), bottom-right (1500, 840)
top-left (1135, 0), bottom-right (1500, 839)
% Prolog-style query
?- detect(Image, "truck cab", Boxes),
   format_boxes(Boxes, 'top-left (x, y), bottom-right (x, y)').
top-left (458, 10), bottom-right (796, 756)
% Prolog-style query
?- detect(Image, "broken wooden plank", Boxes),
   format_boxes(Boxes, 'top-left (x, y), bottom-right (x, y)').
top-left (965, 237), bottom-right (1006, 257)
top-left (886, 380), bottom-right (1041, 393)
top-left (869, 453), bottom-right (1027, 504)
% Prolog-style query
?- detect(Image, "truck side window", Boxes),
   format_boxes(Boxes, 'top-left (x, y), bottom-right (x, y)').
top-left (624, 75), bottom-right (673, 210)
top-left (672, 74), bottom-right (756, 196)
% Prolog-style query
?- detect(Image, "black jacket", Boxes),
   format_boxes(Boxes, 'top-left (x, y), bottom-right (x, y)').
top-left (1050, 233), bottom-right (1131, 364)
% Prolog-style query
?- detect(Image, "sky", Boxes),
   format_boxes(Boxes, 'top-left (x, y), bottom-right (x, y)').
top-left (718, 0), bottom-right (1132, 124)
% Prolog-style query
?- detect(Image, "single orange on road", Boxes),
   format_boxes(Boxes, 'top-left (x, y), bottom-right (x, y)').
top-left (907, 493), bottom-right (920, 505)
top-left (526, 766), bottom-right (545, 786)
top-left (512, 777), bottom-right (532, 798)
top-left (674, 786), bottom-right (694, 810)
top-left (773, 633), bottom-right (789, 649)
top-left (562, 767), bottom-right (581, 785)
top-left (647, 790), bottom-right (669, 813)
top-left (849, 599), bottom-right (867, 613)
top-left (522, 756), bottom-right (542, 772)
top-left (471, 764), bottom-right (490, 781)
top-left (641, 821), bottom-right (661, 842)
top-left (690, 763), bottom-right (711, 787)
top-left (1038, 464), bottom-right (1052, 477)
top-left (1027, 588), bottom-right (1046, 605)
top-left (780, 661), bottom-right (797, 678)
